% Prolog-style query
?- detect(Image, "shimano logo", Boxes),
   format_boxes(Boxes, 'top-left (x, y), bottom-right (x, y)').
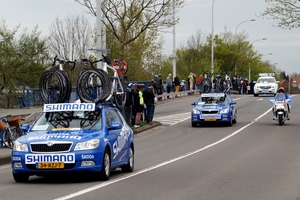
top-left (44, 103), bottom-right (95, 112)
top-left (25, 153), bottom-right (75, 164)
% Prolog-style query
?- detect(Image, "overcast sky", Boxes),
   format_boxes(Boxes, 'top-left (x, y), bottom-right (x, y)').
top-left (1, 0), bottom-right (299, 76)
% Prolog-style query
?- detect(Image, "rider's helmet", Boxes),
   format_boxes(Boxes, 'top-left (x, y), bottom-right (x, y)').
top-left (278, 87), bottom-right (285, 93)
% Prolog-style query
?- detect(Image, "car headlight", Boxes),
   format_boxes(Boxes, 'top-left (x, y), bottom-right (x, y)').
top-left (192, 109), bottom-right (200, 114)
top-left (13, 141), bottom-right (28, 152)
top-left (74, 139), bottom-right (100, 151)
top-left (220, 108), bottom-right (229, 113)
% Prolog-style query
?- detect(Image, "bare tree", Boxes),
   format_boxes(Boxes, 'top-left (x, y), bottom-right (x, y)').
top-left (259, 0), bottom-right (300, 29)
top-left (48, 14), bottom-right (94, 61)
top-left (75, 0), bottom-right (185, 82)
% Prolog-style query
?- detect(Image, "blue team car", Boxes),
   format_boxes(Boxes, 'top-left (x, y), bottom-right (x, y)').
top-left (12, 102), bottom-right (134, 182)
top-left (191, 93), bottom-right (237, 127)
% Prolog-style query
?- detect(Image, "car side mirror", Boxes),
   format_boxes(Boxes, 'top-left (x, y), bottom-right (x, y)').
top-left (230, 101), bottom-right (236, 105)
top-left (21, 124), bottom-right (30, 132)
top-left (109, 121), bottom-right (122, 130)
top-left (191, 102), bottom-right (196, 106)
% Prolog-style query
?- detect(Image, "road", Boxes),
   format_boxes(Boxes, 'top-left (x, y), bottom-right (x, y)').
top-left (1, 94), bottom-right (300, 200)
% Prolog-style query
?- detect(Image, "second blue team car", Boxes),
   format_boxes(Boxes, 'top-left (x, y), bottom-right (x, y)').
top-left (191, 93), bottom-right (237, 127)
top-left (12, 102), bottom-right (134, 182)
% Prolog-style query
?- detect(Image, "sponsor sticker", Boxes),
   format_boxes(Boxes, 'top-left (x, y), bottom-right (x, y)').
top-left (44, 103), bottom-right (95, 112)
top-left (25, 153), bottom-right (75, 164)
top-left (200, 114), bottom-right (221, 119)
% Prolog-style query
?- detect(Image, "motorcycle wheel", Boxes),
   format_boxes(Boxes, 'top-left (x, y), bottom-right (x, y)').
top-left (278, 114), bottom-right (283, 126)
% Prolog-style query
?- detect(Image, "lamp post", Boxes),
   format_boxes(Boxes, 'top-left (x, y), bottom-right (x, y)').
top-left (248, 38), bottom-right (267, 81)
top-left (235, 19), bottom-right (256, 35)
top-left (211, 0), bottom-right (216, 82)
top-left (234, 19), bottom-right (256, 75)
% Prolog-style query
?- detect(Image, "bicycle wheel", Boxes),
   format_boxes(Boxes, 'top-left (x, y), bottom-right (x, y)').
top-left (216, 79), bottom-right (227, 93)
top-left (2, 129), bottom-right (14, 149)
top-left (200, 78), bottom-right (212, 93)
top-left (77, 69), bottom-right (111, 103)
top-left (112, 78), bottom-right (126, 109)
top-left (39, 70), bottom-right (71, 103)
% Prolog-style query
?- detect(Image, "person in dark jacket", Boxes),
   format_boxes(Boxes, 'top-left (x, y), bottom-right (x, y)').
top-left (124, 83), bottom-right (135, 126)
top-left (143, 83), bottom-right (156, 124)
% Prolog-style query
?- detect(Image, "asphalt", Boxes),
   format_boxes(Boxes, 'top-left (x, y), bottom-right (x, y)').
top-left (0, 107), bottom-right (162, 166)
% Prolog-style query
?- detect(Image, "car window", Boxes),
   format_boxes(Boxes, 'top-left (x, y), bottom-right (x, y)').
top-left (199, 96), bottom-right (227, 105)
top-left (257, 78), bottom-right (276, 83)
top-left (105, 110), bottom-right (114, 128)
top-left (108, 109), bottom-right (123, 124)
top-left (31, 110), bottom-right (102, 131)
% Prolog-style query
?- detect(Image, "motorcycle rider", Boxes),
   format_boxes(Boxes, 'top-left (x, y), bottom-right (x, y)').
top-left (272, 87), bottom-right (290, 120)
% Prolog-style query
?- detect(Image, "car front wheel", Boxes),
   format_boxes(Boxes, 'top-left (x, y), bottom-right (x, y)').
top-left (99, 149), bottom-right (111, 180)
top-left (13, 172), bottom-right (29, 183)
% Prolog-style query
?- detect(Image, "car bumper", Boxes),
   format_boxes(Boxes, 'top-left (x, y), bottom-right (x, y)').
top-left (254, 88), bottom-right (276, 95)
top-left (12, 150), bottom-right (104, 175)
top-left (191, 113), bottom-right (232, 123)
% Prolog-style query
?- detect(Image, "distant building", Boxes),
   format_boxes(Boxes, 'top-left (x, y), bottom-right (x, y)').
top-left (291, 77), bottom-right (300, 94)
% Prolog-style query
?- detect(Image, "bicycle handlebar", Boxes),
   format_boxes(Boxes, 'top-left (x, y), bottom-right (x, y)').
top-left (52, 56), bottom-right (77, 70)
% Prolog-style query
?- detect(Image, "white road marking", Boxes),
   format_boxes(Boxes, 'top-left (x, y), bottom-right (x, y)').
top-left (54, 107), bottom-right (272, 200)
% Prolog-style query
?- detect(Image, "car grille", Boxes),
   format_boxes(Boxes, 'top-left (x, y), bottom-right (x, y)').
top-left (201, 110), bottom-right (219, 114)
top-left (31, 143), bottom-right (72, 152)
top-left (259, 86), bottom-right (271, 89)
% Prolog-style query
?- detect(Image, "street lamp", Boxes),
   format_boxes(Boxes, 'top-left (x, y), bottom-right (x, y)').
top-left (211, 0), bottom-right (216, 82)
top-left (234, 19), bottom-right (256, 75)
top-left (235, 19), bottom-right (256, 35)
top-left (248, 38), bottom-right (267, 81)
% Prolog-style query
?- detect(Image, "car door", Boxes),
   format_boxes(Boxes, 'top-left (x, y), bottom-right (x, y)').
top-left (227, 95), bottom-right (236, 117)
top-left (105, 108), bottom-right (128, 166)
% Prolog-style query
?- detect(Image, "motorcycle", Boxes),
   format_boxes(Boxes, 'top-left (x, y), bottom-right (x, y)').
top-left (269, 93), bottom-right (291, 126)
top-left (179, 80), bottom-right (187, 91)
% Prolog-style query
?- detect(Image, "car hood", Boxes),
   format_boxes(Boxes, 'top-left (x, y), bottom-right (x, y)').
top-left (18, 130), bottom-right (102, 143)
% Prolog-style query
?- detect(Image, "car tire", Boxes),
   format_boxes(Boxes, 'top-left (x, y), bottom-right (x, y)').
top-left (254, 94), bottom-right (258, 97)
top-left (191, 122), bottom-right (198, 127)
top-left (122, 145), bottom-right (134, 172)
top-left (228, 115), bottom-right (233, 126)
top-left (99, 149), bottom-right (111, 180)
top-left (13, 172), bottom-right (29, 183)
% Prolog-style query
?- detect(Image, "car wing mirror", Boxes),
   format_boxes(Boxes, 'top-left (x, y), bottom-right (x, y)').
top-left (191, 102), bottom-right (196, 106)
top-left (230, 101), bottom-right (236, 105)
top-left (109, 121), bottom-right (122, 130)
top-left (21, 124), bottom-right (30, 132)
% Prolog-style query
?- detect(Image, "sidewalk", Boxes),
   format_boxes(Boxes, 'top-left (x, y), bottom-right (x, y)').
top-left (0, 106), bottom-right (161, 166)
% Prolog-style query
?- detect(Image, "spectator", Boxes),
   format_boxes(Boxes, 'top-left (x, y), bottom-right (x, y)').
top-left (188, 72), bottom-right (194, 90)
top-left (166, 73), bottom-right (172, 98)
top-left (134, 84), bottom-right (145, 128)
top-left (156, 74), bottom-right (163, 95)
top-left (143, 83), bottom-right (156, 124)
top-left (124, 83), bottom-right (135, 126)
top-left (197, 74), bottom-right (203, 90)
top-left (193, 73), bottom-right (196, 90)
top-left (174, 74), bottom-right (180, 97)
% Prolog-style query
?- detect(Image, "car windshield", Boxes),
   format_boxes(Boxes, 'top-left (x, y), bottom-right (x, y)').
top-left (257, 77), bottom-right (276, 83)
top-left (30, 110), bottom-right (102, 131)
top-left (274, 93), bottom-right (286, 101)
top-left (197, 95), bottom-right (227, 105)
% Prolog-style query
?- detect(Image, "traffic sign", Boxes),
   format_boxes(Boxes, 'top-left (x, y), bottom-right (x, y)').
top-left (112, 59), bottom-right (127, 75)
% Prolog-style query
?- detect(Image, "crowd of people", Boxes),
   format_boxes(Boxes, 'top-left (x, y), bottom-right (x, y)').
top-left (124, 82), bottom-right (156, 128)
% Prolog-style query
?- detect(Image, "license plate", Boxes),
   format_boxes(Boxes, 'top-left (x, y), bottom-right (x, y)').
top-left (205, 118), bottom-right (216, 121)
top-left (262, 89), bottom-right (269, 93)
top-left (37, 162), bottom-right (64, 169)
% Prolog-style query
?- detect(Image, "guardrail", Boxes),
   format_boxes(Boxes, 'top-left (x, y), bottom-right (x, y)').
top-left (156, 90), bottom-right (201, 101)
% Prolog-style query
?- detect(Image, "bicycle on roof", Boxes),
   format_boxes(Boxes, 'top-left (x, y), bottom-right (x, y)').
top-left (76, 55), bottom-right (126, 109)
top-left (199, 72), bottom-right (213, 93)
top-left (214, 72), bottom-right (233, 93)
top-left (39, 56), bottom-right (76, 104)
